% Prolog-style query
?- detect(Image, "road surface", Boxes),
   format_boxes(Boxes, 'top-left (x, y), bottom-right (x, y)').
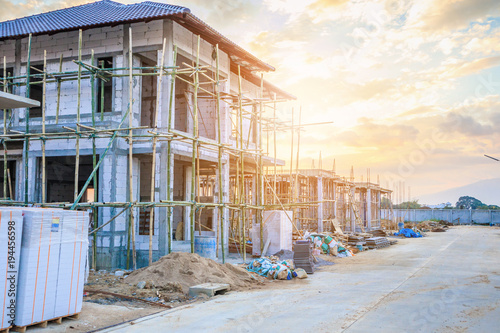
top-left (100, 226), bottom-right (500, 332)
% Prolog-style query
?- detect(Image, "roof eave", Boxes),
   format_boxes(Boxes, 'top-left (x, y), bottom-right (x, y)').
top-left (175, 13), bottom-right (274, 73)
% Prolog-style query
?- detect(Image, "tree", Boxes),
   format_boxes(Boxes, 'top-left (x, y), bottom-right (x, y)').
top-left (394, 200), bottom-right (421, 209)
top-left (456, 196), bottom-right (484, 209)
top-left (381, 197), bottom-right (392, 209)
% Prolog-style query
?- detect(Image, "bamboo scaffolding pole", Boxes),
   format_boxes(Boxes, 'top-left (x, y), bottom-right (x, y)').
top-left (7, 168), bottom-right (12, 200)
top-left (74, 30), bottom-right (82, 202)
top-left (23, 34), bottom-right (32, 205)
top-left (190, 35), bottom-right (201, 253)
top-left (127, 27), bottom-right (137, 270)
top-left (3, 56), bottom-right (7, 199)
top-left (148, 38), bottom-right (166, 265)
top-left (100, 59), bottom-right (105, 121)
top-left (295, 107), bottom-right (302, 229)
top-left (55, 54), bottom-right (63, 124)
top-left (89, 204), bottom-right (132, 235)
top-left (273, 93), bottom-right (277, 205)
top-left (258, 74), bottom-right (264, 253)
top-left (215, 44), bottom-right (225, 262)
top-left (90, 49), bottom-right (98, 270)
top-left (290, 108), bottom-right (294, 202)
top-left (41, 50), bottom-right (46, 203)
top-left (237, 65), bottom-right (246, 262)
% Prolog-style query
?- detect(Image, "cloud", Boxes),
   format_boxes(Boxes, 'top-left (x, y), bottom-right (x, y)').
top-left (307, 0), bottom-right (349, 12)
top-left (407, 0), bottom-right (500, 33)
top-left (0, 0), bottom-right (92, 21)
top-left (397, 105), bottom-right (439, 118)
top-left (439, 97), bottom-right (500, 136)
top-left (440, 112), bottom-right (494, 136)
top-left (336, 117), bottom-right (419, 148)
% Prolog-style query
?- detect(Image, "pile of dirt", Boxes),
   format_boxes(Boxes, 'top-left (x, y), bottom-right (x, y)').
top-left (125, 252), bottom-right (262, 293)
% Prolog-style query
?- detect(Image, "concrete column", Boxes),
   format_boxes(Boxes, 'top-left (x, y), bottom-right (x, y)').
top-left (333, 183), bottom-right (337, 219)
top-left (158, 19), bottom-right (174, 256)
top-left (184, 165), bottom-right (192, 241)
top-left (350, 187), bottom-right (356, 232)
top-left (317, 177), bottom-right (323, 232)
top-left (14, 39), bottom-right (21, 126)
top-left (222, 161), bottom-right (230, 253)
top-left (366, 188), bottom-right (372, 230)
top-left (377, 191), bottom-right (381, 226)
top-left (122, 24), bottom-right (130, 119)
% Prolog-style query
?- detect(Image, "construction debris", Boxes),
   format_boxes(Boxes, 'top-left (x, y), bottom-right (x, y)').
top-left (246, 257), bottom-right (303, 280)
top-left (394, 228), bottom-right (423, 238)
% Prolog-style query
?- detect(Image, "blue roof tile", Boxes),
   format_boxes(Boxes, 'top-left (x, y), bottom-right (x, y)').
top-left (0, 0), bottom-right (275, 71)
top-left (0, 1), bottom-right (189, 38)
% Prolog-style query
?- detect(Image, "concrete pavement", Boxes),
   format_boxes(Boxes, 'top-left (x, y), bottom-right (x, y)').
top-left (99, 226), bottom-right (500, 332)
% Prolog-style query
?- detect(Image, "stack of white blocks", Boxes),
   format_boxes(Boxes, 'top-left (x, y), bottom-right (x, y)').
top-left (0, 208), bottom-right (24, 330)
top-left (14, 208), bottom-right (89, 327)
top-left (252, 210), bottom-right (293, 256)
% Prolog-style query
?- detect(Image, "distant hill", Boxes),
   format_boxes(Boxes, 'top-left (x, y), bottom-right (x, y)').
top-left (418, 178), bottom-right (500, 206)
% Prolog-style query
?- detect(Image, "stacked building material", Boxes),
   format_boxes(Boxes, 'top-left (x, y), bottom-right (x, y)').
top-left (368, 229), bottom-right (387, 237)
top-left (365, 237), bottom-right (390, 249)
top-left (293, 240), bottom-right (314, 274)
top-left (0, 209), bottom-right (24, 330)
top-left (15, 208), bottom-right (89, 328)
top-left (348, 235), bottom-right (365, 246)
top-left (252, 211), bottom-right (292, 256)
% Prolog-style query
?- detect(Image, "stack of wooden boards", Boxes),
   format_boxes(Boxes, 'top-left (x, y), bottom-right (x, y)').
top-left (0, 207), bottom-right (89, 331)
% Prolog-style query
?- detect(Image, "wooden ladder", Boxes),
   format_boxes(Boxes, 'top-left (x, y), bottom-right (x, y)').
top-left (347, 190), bottom-right (365, 233)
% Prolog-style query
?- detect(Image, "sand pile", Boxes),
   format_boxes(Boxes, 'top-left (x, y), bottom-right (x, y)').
top-left (125, 252), bottom-right (261, 293)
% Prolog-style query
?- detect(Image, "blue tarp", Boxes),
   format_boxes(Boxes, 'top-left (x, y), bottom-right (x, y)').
top-left (394, 228), bottom-right (422, 238)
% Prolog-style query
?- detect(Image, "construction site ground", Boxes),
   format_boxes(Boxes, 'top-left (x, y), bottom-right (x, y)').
top-left (29, 226), bottom-right (499, 332)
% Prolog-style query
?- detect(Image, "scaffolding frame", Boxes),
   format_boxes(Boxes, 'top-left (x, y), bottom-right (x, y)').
top-left (0, 27), bottom-right (305, 270)
top-left (0, 26), bottom-right (392, 270)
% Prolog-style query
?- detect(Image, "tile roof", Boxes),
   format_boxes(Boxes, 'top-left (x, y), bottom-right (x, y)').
top-left (0, 0), bottom-right (189, 39)
top-left (0, 0), bottom-right (274, 71)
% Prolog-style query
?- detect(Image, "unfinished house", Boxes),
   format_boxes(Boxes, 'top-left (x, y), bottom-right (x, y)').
top-left (0, 0), bottom-right (294, 270)
top-left (266, 169), bottom-right (391, 234)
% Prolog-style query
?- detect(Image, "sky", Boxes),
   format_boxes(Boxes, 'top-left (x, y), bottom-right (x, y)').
top-left (2, 0), bottom-right (500, 204)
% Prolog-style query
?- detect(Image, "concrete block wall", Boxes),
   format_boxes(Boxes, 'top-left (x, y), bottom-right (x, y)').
top-left (130, 20), bottom-right (163, 47)
top-left (0, 39), bottom-right (15, 62)
top-left (198, 98), bottom-right (217, 140)
top-left (19, 26), bottom-right (124, 63)
top-left (95, 152), bottom-right (131, 269)
top-left (383, 209), bottom-right (500, 224)
top-left (229, 72), bottom-right (258, 146)
top-left (173, 22), bottom-right (230, 77)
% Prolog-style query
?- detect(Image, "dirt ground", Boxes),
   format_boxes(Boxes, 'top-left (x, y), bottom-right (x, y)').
top-left (95, 226), bottom-right (500, 332)
top-left (28, 302), bottom-right (161, 332)
top-left (28, 235), bottom-right (401, 332)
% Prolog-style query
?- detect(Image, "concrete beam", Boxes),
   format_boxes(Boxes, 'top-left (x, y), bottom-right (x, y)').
top-left (0, 91), bottom-right (40, 109)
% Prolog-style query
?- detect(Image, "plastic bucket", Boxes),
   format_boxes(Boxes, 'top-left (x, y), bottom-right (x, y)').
top-left (194, 236), bottom-right (217, 259)
top-left (398, 222), bottom-right (404, 229)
